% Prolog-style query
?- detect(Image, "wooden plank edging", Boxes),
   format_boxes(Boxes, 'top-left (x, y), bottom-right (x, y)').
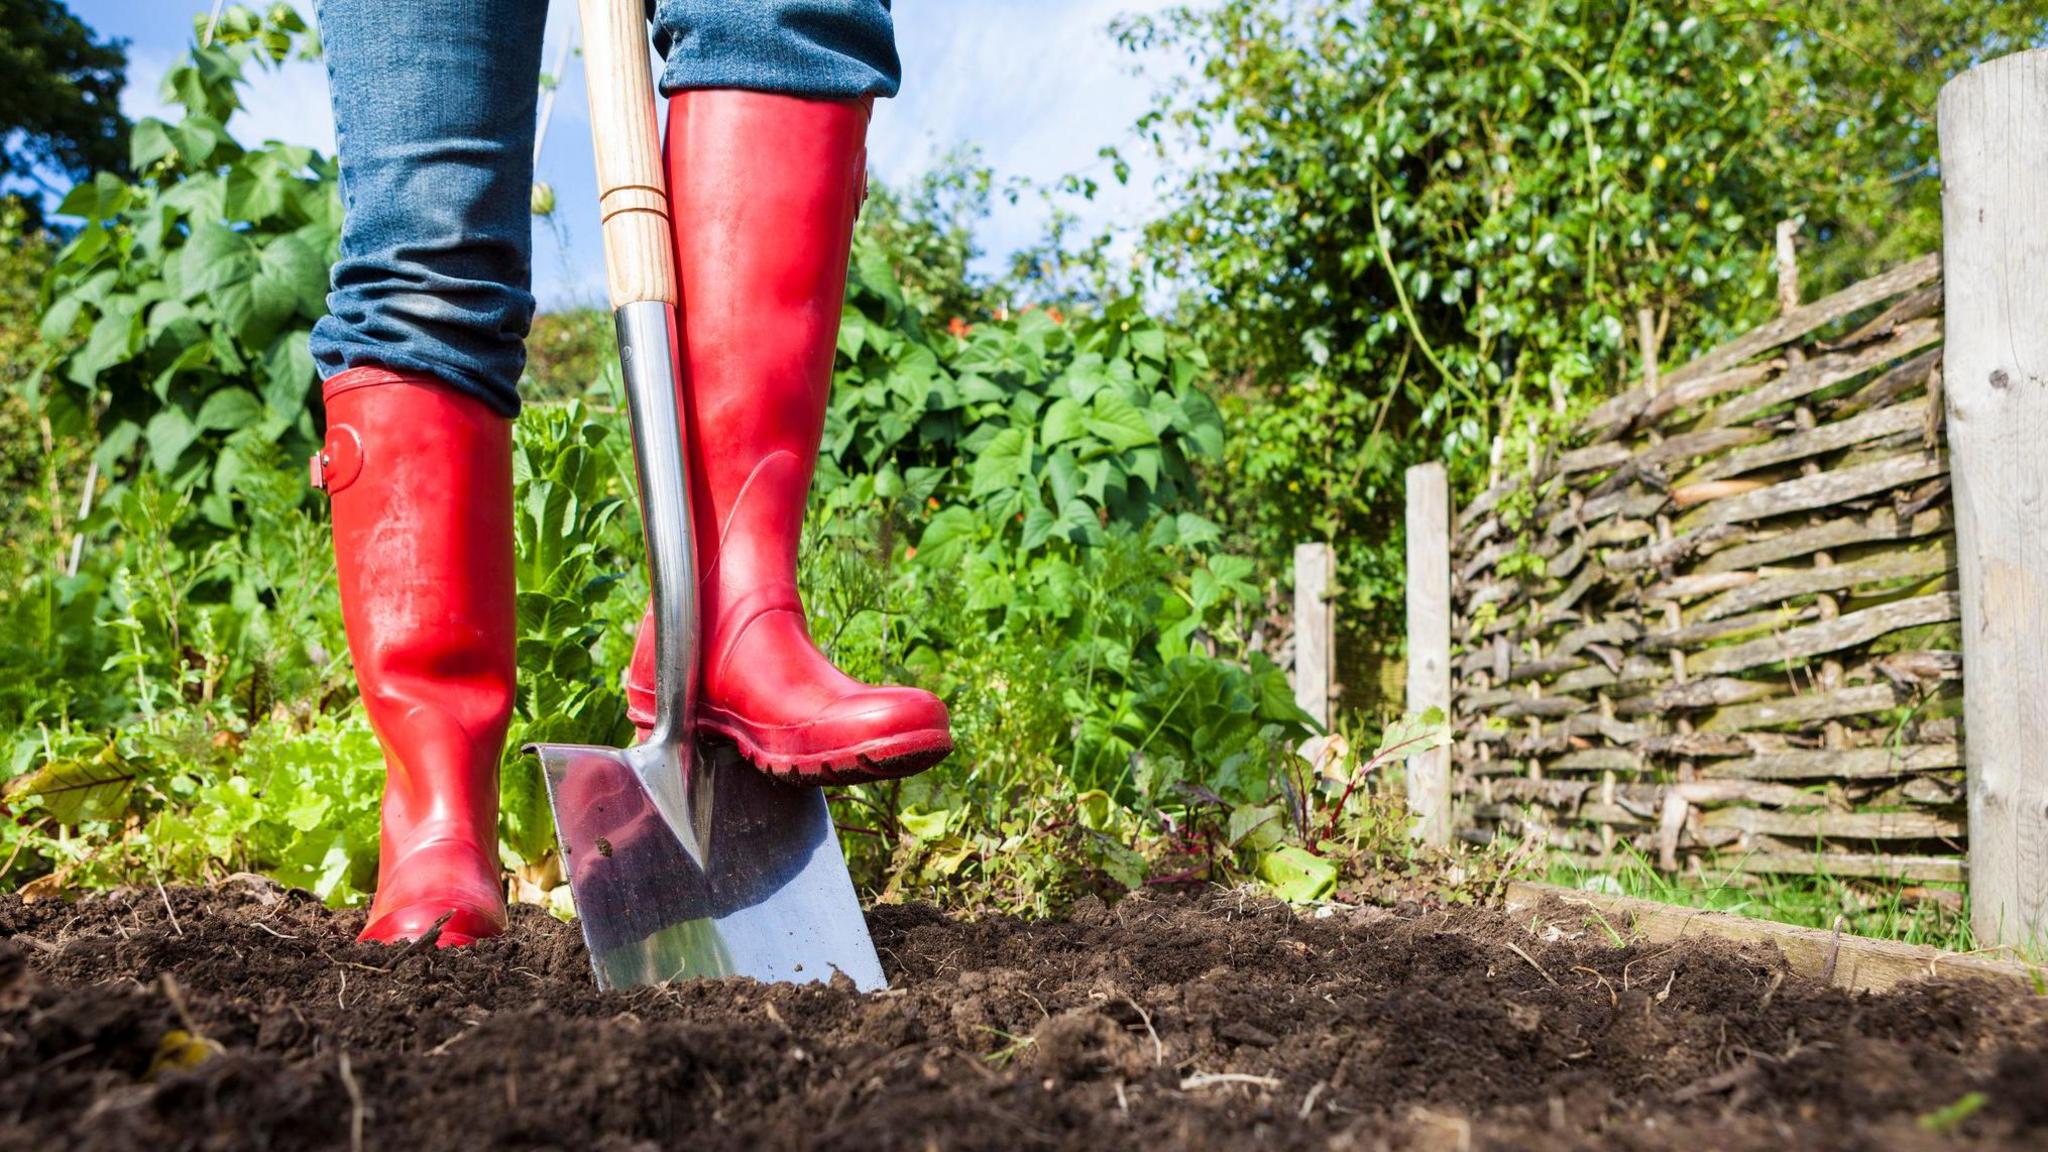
top-left (1505, 881), bottom-right (2042, 994)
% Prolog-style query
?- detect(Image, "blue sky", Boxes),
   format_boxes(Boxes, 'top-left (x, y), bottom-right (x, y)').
top-left (71, 1), bottom-right (1183, 310)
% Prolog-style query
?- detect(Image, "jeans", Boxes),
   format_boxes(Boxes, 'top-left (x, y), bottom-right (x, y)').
top-left (310, 0), bottom-right (899, 417)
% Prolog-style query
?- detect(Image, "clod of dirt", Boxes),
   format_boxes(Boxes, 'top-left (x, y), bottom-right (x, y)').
top-left (1030, 1008), bottom-right (1150, 1083)
top-left (2, 883), bottom-right (2045, 1151)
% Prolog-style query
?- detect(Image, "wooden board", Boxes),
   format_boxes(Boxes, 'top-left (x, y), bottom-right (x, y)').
top-left (1700, 807), bottom-right (1965, 839)
top-left (1676, 451), bottom-right (1946, 533)
top-left (1685, 593), bottom-right (1959, 677)
top-left (1699, 744), bottom-right (1963, 781)
top-left (1505, 881), bottom-right (2040, 994)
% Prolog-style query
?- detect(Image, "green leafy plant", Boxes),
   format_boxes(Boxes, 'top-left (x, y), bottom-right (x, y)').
top-left (798, 234), bottom-right (1332, 905)
top-left (38, 5), bottom-right (332, 531)
top-left (0, 5), bottom-right (1597, 921)
top-left (1120, 0), bottom-right (2048, 641)
top-left (4, 710), bottom-right (384, 904)
top-left (499, 400), bottom-right (643, 874)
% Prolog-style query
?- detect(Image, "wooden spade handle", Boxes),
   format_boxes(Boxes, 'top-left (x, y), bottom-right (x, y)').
top-left (579, 0), bottom-right (675, 308)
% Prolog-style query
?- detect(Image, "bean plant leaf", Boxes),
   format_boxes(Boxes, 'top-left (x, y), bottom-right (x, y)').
top-left (1227, 802), bottom-right (1282, 848)
top-left (969, 427), bottom-right (1029, 499)
top-left (261, 330), bottom-right (316, 418)
top-left (195, 387), bottom-right (261, 431)
top-left (1041, 396), bottom-right (1086, 446)
top-left (146, 406), bottom-right (199, 472)
top-left (1085, 390), bottom-right (1157, 451)
top-left (1376, 706), bottom-right (1452, 760)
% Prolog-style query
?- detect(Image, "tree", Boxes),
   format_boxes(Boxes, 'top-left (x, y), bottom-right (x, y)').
top-left (1119, 0), bottom-right (2048, 635)
top-left (0, 0), bottom-right (128, 195)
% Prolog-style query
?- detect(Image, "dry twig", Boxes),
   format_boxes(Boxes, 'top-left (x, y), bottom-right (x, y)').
top-left (1120, 994), bottom-right (1163, 1065)
top-left (1506, 942), bottom-right (1560, 987)
top-left (1181, 1072), bottom-right (1283, 1091)
top-left (154, 878), bottom-right (183, 936)
top-left (338, 1051), bottom-right (365, 1152)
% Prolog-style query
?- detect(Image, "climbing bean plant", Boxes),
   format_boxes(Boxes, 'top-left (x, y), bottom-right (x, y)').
top-left (38, 5), bottom-right (332, 533)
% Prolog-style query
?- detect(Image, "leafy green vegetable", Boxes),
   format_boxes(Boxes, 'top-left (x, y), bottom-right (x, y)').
top-left (1258, 845), bottom-right (1338, 904)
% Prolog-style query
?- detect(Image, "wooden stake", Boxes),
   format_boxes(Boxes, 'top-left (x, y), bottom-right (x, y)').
top-left (1405, 464), bottom-right (1452, 847)
top-left (1292, 542), bottom-right (1335, 730)
top-left (1774, 218), bottom-right (1803, 315)
top-left (1637, 307), bottom-right (1661, 396)
top-left (1940, 49), bottom-right (2048, 951)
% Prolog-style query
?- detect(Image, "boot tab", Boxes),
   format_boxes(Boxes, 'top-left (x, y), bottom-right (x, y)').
top-left (311, 424), bottom-right (365, 493)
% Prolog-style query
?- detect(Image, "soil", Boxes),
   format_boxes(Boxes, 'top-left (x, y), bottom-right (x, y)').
top-left (3, 883), bottom-right (2045, 1151)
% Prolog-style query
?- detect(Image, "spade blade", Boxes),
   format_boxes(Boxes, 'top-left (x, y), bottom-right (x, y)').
top-left (530, 738), bottom-right (886, 992)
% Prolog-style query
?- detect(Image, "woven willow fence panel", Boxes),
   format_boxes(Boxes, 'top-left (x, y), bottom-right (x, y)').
top-left (1448, 253), bottom-right (1964, 882)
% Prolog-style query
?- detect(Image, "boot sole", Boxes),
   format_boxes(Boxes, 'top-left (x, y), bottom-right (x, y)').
top-left (702, 719), bottom-right (954, 786)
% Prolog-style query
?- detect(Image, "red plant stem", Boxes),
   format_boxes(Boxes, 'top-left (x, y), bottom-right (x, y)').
top-left (1144, 866), bottom-right (1207, 887)
top-left (1310, 731), bottom-right (1443, 853)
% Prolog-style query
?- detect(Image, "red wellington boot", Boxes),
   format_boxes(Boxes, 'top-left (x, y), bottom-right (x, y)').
top-left (623, 91), bottom-right (951, 785)
top-left (315, 367), bottom-right (514, 946)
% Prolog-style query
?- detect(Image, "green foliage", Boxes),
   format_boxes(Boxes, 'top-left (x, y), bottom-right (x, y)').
top-left (0, 0), bottom-right (130, 193)
top-left (5, 712), bottom-right (385, 904)
top-left (829, 233), bottom-right (1225, 588)
top-left (1919, 1093), bottom-right (1990, 1136)
top-left (1258, 845), bottom-right (1338, 903)
top-left (800, 236), bottom-right (1356, 908)
top-left (0, 398), bottom-right (641, 900)
top-left (153, 713), bottom-right (384, 902)
top-left (1121, 0), bottom-right (2048, 634)
top-left (855, 147), bottom-right (1002, 323)
top-left (3, 7), bottom-right (1521, 918)
top-left (500, 401), bottom-right (643, 868)
top-left (6, 7), bottom-right (345, 734)
top-left (37, 4), bottom-right (332, 535)
top-left (519, 309), bottom-right (614, 403)
top-left (0, 202), bottom-right (67, 549)
top-left (1545, 845), bottom-right (1974, 951)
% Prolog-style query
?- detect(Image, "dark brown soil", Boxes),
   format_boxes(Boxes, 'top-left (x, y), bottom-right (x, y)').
top-left (3, 883), bottom-right (2044, 1151)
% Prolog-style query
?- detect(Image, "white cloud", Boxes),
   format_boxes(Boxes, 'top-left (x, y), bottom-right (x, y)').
top-left (235, 59), bottom-right (337, 152)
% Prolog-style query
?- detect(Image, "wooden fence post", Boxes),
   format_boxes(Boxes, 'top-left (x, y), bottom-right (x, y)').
top-left (1940, 50), bottom-right (2048, 951)
top-left (1406, 463), bottom-right (1452, 847)
top-left (1292, 542), bottom-right (1335, 730)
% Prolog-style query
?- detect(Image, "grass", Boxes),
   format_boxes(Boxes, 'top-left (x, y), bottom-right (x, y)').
top-left (1544, 843), bottom-right (1977, 952)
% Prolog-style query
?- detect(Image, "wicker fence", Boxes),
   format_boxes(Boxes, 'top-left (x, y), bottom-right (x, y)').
top-left (1374, 50), bottom-right (2048, 949)
top-left (1438, 251), bottom-right (1966, 882)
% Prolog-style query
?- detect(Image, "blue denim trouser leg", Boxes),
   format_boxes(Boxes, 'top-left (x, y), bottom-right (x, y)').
top-left (312, 1), bottom-right (899, 417)
top-left (651, 1), bottom-right (899, 98)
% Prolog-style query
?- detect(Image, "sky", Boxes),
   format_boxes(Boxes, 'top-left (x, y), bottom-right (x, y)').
top-left (69, 0), bottom-right (1186, 310)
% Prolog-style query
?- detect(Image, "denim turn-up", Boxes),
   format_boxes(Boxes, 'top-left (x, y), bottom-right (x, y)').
top-left (309, 0), bottom-right (899, 417)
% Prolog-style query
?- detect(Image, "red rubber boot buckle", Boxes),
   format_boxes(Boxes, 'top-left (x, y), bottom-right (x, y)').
top-left (310, 424), bottom-right (365, 494)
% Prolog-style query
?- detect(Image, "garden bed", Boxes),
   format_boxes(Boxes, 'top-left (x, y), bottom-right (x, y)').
top-left (3, 883), bottom-right (2044, 1150)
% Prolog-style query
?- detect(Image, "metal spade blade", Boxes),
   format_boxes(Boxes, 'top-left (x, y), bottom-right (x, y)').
top-left (526, 299), bottom-right (886, 993)
top-left (531, 739), bottom-right (886, 991)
